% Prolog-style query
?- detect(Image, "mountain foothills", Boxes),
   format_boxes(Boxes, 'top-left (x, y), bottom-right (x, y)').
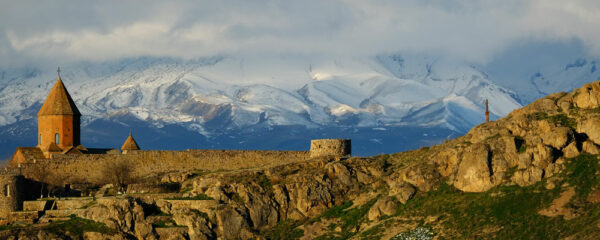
top-left (4, 82), bottom-right (600, 238)
top-left (0, 53), bottom-right (573, 159)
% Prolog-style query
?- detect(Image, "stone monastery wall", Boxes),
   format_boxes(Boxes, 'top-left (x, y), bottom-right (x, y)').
top-left (18, 150), bottom-right (310, 185)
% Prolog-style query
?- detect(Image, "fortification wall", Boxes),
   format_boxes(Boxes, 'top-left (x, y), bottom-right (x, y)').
top-left (309, 139), bottom-right (351, 158)
top-left (0, 175), bottom-right (19, 218)
top-left (18, 150), bottom-right (310, 185)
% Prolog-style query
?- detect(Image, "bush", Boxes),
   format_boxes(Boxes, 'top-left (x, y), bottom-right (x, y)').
top-left (100, 159), bottom-right (134, 193)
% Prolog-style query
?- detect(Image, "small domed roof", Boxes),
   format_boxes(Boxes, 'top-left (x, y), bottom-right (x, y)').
top-left (121, 132), bottom-right (140, 151)
top-left (38, 76), bottom-right (81, 116)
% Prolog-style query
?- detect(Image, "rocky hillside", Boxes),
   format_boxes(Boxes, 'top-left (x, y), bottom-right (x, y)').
top-left (5, 81), bottom-right (600, 239)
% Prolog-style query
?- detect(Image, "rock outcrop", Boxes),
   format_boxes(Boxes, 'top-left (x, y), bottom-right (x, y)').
top-left (6, 81), bottom-right (600, 239)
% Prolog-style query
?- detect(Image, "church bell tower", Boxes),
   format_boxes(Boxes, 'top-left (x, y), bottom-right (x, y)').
top-left (37, 68), bottom-right (81, 152)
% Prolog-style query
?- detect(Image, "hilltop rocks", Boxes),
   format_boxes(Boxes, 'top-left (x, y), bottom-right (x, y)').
top-left (453, 144), bottom-right (494, 192)
top-left (574, 81), bottom-right (600, 109)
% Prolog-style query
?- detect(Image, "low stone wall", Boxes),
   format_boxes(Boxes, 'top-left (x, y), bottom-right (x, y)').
top-left (17, 149), bottom-right (310, 185)
top-left (55, 199), bottom-right (94, 210)
top-left (23, 200), bottom-right (51, 211)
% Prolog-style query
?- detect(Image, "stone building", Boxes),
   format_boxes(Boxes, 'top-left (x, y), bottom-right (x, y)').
top-left (37, 74), bottom-right (81, 153)
top-left (10, 74), bottom-right (141, 165)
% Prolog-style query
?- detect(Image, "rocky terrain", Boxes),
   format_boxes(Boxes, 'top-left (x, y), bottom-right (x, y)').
top-left (5, 81), bottom-right (600, 239)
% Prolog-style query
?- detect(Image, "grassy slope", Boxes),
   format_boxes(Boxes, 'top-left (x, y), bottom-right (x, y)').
top-left (265, 154), bottom-right (600, 240)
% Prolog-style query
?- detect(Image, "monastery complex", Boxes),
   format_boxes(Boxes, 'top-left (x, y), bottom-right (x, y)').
top-left (0, 73), bottom-right (351, 221)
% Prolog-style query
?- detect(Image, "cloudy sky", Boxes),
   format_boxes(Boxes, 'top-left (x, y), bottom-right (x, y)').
top-left (1, 0), bottom-right (600, 67)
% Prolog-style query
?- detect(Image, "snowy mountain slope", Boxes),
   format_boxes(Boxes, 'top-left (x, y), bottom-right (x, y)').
top-left (0, 55), bottom-right (521, 130)
top-left (6, 52), bottom-right (597, 158)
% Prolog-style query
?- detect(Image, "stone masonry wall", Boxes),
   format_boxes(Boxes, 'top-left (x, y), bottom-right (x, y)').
top-left (18, 150), bottom-right (310, 185)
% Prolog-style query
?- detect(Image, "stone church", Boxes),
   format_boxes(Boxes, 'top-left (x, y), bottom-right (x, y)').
top-left (10, 74), bottom-right (140, 164)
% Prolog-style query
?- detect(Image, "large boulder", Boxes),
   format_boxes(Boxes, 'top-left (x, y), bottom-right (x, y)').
top-left (367, 197), bottom-right (398, 221)
top-left (541, 127), bottom-right (572, 149)
top-left (401, 164), bottom-right (440, 192)
top-left (432, 148), bottom-right (460, 177)
top-left (453, 144), bottom-right (494, 192)
top-left (578, 119), bottom-right (600, 145)
top-left (574, 81), bottom-right (600, 109)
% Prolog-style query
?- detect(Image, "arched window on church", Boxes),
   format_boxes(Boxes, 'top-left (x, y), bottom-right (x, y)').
top-left (5, 185), bottom-right (9, 197)
top-left (55, 133), bottom-right (59, 145)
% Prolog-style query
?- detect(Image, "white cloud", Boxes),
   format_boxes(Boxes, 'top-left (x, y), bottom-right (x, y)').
top-left (1, 0), bottom-right (599, 66)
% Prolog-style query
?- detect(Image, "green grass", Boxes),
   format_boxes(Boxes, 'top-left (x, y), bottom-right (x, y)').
top-left (390, 154), bottom-right (600, 239)
top-left (0, 224), bottom-right (28, 231)
top-left (179, 187), bottom-right (192, 194)
top-left (320, 201), bottom-right (353, 219)
top-left (312, 199), bottom-right (379, 240)
top-left (359, 224), bottom-right (384, 240)
top-left (258, 173), bottom-right (273, 192)
top-left (43, 215), bottom-right (116, 237)
top-left (565, 153), bottom-right (600, 199)
top-left (265, 220), bottom-right (304, 240)
top-left (530, 112), bottom-right (577, 129)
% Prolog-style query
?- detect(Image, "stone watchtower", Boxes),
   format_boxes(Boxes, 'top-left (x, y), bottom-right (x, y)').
top-left (0, 174), bottom-right (23, 218)
top-left (37, 69), bottom-right (81, 157)
top-left (309, 139), bottom-right (351, 158)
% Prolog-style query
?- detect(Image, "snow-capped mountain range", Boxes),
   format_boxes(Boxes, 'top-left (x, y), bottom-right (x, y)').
top-left (1, 54), bottom-right (598, 158)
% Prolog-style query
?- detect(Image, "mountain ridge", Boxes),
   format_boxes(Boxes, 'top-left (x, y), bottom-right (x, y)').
top-left (0, 54), bottom-right (598, 159)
